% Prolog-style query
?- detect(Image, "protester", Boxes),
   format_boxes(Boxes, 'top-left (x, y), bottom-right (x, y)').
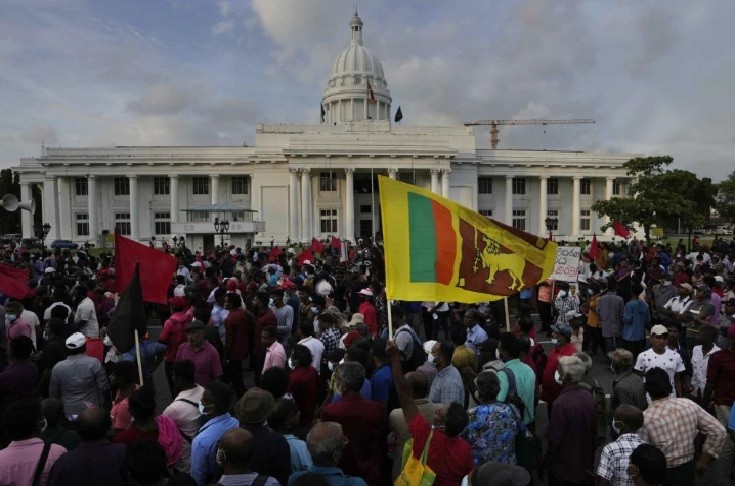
top-left (634, 324), bottom-right (685, 398)
top-left (496, 332), bottom-right (536, 425)
top-left (288, 422), bottom-right (367, 485)
top-left (215, 428), bottom-right (280, 485)
top-left (160, 297), bottom-right (193, 398)
top-left (223, 292), bottom-right (251, 397)
top-left (0, 336), bottom-right (38, 415)
top-left (269, 397), bottom-right (314, 472)
top-left (596, 404), bottom-right (645, 485)
top-left (627, 443), bottom-right (667, 486)
top-left (428, 340), bottom-right (465, 406)
top-left (287, 344), bottom-right (319, 426)
top-left (540, 321), bottom-right (577, 413)
top-left (109, 360), bottom-right (139, 433)
top-left (610, 348), bottom-right (648, 412)
top-left (39, 399), bottom-right (81, 451)
top-left (174, 319), bottom-right (222, 387)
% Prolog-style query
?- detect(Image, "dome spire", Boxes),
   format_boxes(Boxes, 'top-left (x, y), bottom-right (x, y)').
top-left (349, 9), bottom-right (363, 45)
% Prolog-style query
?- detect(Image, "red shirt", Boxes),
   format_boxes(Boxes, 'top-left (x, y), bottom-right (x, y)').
top-left (84, 338), bottom-right (105, 363)
top-left (706, 349), bottom-right (735, 406)
top-left (408, 414), bottom-right (474, 486)
top-left (160, 310), bottom-right (193, 363)
top-left (321, 392), bottom-right (385, 485)
top-left (541, 342), bottom-right (577, 403)
top-left (287, 366), bottom-right (320, 425)
top-left (254, 309), bottom-right (277, 355)
top-left (358, 301), bottom-right (378, 336)
top-left (175, 341), bottom-right (222, 386)
top-left (224, 308), bottom-right (252, 360)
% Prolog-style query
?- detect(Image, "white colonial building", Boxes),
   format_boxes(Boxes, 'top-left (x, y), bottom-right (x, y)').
top-left (15, 12), bottom-right (635, 252)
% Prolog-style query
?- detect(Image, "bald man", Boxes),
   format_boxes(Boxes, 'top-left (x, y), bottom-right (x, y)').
top-left (596, 405), bottom-right (646, 486)
top-left (288, 422), bottom-right (367, 485)
top-left (388, 371), bottom-right (444, 480)
top-left (217, 428), bottom-right (279, 486)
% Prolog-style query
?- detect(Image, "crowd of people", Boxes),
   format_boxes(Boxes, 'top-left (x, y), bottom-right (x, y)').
top-left (0, 234), bottom-right (734, 486)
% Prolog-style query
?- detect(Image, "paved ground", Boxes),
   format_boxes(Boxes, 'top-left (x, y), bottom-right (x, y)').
top-left (146, 317), bottom-right (725, 484)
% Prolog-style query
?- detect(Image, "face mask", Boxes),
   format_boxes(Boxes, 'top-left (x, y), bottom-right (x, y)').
top-left (6, 314), bottom-right (16, 322)
top-left (268, 298), bottom-right (275, 307)
top-left (427, 354), bottom-right (435, 365)
top-left (39, 418), bottom-right (47, 433)
top-left (554, 370), bottom-right (564, 385)
top-left (495, 348), bottom-right (501, 360)
top-left (558, 290), bottom-right (567, 298)
top-left (328, 361), bottom-right (336, 372)
top-left (612, 419), bottom-right (623, 435)
top-left (198, 402), bottom-right (214, 416)
top-left (288, 358), bottom-right (296, 369)
top-left (311, 306), bottom-right (319, 315)
top-left (551, 338), bottom-right (558, 345)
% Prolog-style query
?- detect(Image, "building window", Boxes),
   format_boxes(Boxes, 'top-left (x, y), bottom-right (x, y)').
top-left (154, 177), bottom-right (170, 195)
top-left (512, 178), bottom-right (526, 195)
top-left (115, 213), bottom-right (131, 235)
top-left (190, 211), bottom-right (210, 223)
top-left (547, 178), bottom-right (559, 195)
top-left (192, 177), bottom-right (209, 195)
top-left (512, 209), bottom-right (526, 230)
top-left (75, 178), bottom-right (88, 196)
top-left (398, 172), bottom-right (415, 185)
top-left (114, 177), bottom-right (130, 196)
top-left (613, 180), bottom-right (621, 195)
top-left (360, 204), bottom-right (372, 213)
top-left (580, 209), bottom-right (591, 231)
top-left (479, 209), bottom-right (493, 219)
top-left (580, 178), bottom-right (592, 195)
top-left (320, 208), bottom-right (338, 233)
top-left (319, 172), bottom-right (338, 192)
top-left (76, 213), bottom-right (89, 236)
top-left (478, 177), bottom-right (493, 194)
top-left (154, 211), bottom-right (171, 235)
top-left (547, 209), bottom-right (559, 230)
top-left (231, 176), bottom-right (249, 195)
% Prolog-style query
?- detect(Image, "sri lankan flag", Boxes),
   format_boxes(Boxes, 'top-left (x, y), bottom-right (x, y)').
top-left (379, 176), bottom-right (557, 303)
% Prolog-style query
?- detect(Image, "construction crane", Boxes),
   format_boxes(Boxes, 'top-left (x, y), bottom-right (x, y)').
top-left (464, 119), bottom-right (596, 149)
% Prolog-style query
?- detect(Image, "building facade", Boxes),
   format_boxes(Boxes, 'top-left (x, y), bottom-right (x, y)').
top-left (14, 13), bottom-right (635, 251)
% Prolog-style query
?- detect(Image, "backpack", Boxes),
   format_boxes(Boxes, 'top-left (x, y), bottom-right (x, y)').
top-left (395, 327), bottom-right (427, 373)
top-left (499, 367), bottom-right (526, 421)
top-left (578, 379), bottom-right (609, 442)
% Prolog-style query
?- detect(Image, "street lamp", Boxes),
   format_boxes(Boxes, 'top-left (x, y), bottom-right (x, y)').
top-left (545, 217), bottom-right (558, 240)
top-left (214, 217), bottom-right (229, 247)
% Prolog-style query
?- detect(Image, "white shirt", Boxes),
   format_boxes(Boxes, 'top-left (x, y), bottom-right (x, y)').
top-left (43, 302), bottom-right (73, 322)
top-left (74, 297), bottom-right (99, 338)
top-left (298, 336), bottom-right (324, 374)
top-left (634, 348), bottom-right (685, 398)
top-left (690, 344), bottom-right (720, 396)
top-left (173, 284), bottom-right (186, 297)
top-left (162, 385), bottom-right (206, 438)
top-left (663, 295), bottom-right (694, 314)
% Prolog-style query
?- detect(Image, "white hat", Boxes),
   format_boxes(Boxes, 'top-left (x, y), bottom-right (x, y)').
top-left (190, 261), bottom-right (202, 268)
top-left (303, 260), bottom-right (311, 265)
top-left (66, 332), bottom-right (87, 350)
top-left (423, 340), bottom-right (437, 355)
top-left (358, 288), bottom-right (374, 297)
top-left (44, 267), bottom-right (55, 273)
top-left (346, 313), bottom-right (365, 327)
top-left (715, 276), bottom-right (724, 283)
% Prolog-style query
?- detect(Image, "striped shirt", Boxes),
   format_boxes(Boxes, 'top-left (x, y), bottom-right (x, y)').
top-left (597, 433), bottom-right (645, 486)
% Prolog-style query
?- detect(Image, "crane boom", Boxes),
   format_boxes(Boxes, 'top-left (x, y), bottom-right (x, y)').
top-left (464, 118), bottom-right (596, 149)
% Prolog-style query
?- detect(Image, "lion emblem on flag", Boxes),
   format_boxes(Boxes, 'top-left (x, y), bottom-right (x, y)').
top-left (473, 235), bottom-right (527, 291)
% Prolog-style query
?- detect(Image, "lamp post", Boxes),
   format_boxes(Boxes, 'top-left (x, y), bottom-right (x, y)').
top-left (214, 217), bottom-right (229, 247)
top-left (545, 217), bottom-right (558, 241)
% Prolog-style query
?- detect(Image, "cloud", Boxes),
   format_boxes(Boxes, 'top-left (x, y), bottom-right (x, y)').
top-left (21, 126), bottom-right (59, 145)
top-left (212, 20), bottom-right (235, 36)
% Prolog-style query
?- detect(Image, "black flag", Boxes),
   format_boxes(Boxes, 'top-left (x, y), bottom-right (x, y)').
top-left (394, 106), bottom-right (403, 123)
top-left (107, 263), bottom-right (147, 353)
top-left (320, 103), bottom-right (326, 123)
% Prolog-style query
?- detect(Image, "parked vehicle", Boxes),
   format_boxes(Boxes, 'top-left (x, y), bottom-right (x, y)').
top-left (50, 239), bottom-right (79, 250)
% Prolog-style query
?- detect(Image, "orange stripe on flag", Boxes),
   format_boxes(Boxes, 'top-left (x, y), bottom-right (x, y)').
top-left (432, 200), bottom-right (456, 285)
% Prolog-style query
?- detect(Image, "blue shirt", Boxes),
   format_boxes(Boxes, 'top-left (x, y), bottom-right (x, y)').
top-left (333, 379), bottom-right (372, 403)
top-left (121, 340), bottom-right (167, 380)
top-left (285, 434), bottom-right (313, 472)
top-left (289, 465), bottom-right (367, 486)
top-left (190, 413), bottom-right (239, 486)
top-left (370, 364), bottom-right (393, 405)
top-left (622, 299), bottom-right (650, 341)
top-left (466, 324), bottom-right (488, 352)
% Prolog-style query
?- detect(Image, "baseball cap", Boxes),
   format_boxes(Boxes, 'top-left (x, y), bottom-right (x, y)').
top-left (66, 332), bottom-right (87, 350)
top-left (185, 319), bottom-right (206, 332)
top-left (678, 283), bottom-right (693, 292)
top-left (550, 322), bottom-right (573, 338)
top-left (650, 324), bottom-right (669, 336)
top-left (44, 267), bottom-right (55, 274)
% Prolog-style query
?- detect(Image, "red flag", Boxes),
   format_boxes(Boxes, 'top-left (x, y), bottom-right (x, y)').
top-left (589, 234), bottom-right (600, 262)
top-left (331, 236), bottom-right (341, 250)
top-left (613, 220), bottom-right (631, 238)
top-left (0, 264), bottom-right (30, 299)
top-left (268, 246), bottom-right (283, 261)
top-left (115, 233), bottom-right (177, 304)
top-left (297, 248), bottom-right (314, 265)
top-left (311, 238), bottom-right (326, 254)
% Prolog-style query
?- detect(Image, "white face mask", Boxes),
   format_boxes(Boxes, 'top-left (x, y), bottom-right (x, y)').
top-left (427, 354), bottom-right (435, 365)
top-left (554, 370), bottom-right (564, 385)
top-left (611, 419), bottom-right (623, 435)
top-left (495, 348), bottom-right (501, 360)
top-left (558, 290), bottom-right (567, 298)
top-left (198, 402), bottom-right (214, 416)
top-left (328, 361), bottom-right (336, 372)
top-left (288, 358), bottom-right (295, 369)
top-left (551, 338), bottom-right (558, 345)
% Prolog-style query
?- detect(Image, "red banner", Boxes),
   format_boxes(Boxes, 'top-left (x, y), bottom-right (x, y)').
top-left (115, 233), bottom-right (177, 304)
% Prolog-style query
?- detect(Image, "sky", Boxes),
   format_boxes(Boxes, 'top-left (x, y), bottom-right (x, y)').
top-left (2, 0), bottom-right (734, 181)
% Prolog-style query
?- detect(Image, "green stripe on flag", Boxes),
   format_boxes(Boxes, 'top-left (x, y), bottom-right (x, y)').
top-left (408, 192), bottom-right (437, 282)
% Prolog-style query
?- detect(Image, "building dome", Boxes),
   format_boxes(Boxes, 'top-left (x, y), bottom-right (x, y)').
top-left (322, 12), bottom-right (392, 124)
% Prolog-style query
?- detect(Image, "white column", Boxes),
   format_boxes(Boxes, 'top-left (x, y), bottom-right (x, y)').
top-left (344, 168), bottom-right (355, 241)
top-left (129, 175), bottom-right (139, 241)
top-left (300, 168), bottom-right (312, 241)
top-left (430, 169), bottom-right (440, 194)
top-left (604, 176), bottom-right (614, 235)
top-left (20, 181), bottom-right (32, 239)
top-left (538, 176), bottom-right (548, 236)
top-left (210, 175), bottom-right (220, 204)
top-left (572, 176), bottom-right (581, 237)
top-left (388, 168), bottom-right (397, 180)
top-left (170, 175), bottom-right (179, 224)
top-left (441, 169), bottom-right (451, 198)
top-left (289, 169), bottom-right (300, 242)
top-left (88, 175), bottom-right (98, 245)
top-left (505, 175), bottom-right (513, 226)
top-left (42, 176), bottom-right (60, 240)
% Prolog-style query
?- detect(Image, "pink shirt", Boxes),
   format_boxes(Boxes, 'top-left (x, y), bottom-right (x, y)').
top-left (262, 341), bottom-right (287, 373)
top-left (5, 318), bottom-right (32, 347)
top-left (0, 438), bottom-right (66, 486)
top-left (111, 385), bottom-right (139, 431)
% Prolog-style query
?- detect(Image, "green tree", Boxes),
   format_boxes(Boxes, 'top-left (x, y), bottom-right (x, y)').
top-left (717, 171), bottom-right (735, 223)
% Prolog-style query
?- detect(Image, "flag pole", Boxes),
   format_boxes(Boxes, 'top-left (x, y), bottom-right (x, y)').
top-left (387, 301), bottom-right (393, 339)
top-left (503, 297), bottom-right (511, 332)
top-left (134, 331), bottom-right (144, 386)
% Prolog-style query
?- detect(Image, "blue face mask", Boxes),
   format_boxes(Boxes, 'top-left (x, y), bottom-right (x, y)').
top-left (6, 314), bottom-right (16, 322)
top-left (311, 306), bottom-right (319, 315)
top-left (268, 298), bottom-right (275, 307)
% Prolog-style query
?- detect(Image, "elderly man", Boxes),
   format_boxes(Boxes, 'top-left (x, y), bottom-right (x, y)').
top-left (541, 322), bottom-right (578, 413)
top-left (49, 332), bottom-right (108, 417)
top-left (640, 367), bottom-right (726, 485)
top-left (428, 340), bottom-right (465, 406)
top-left (596, 279), bottom-right (625, 358)
top-left (544, 355), bottom-right (597, 485)
top-left (610, 348), bottom-right (647, 412)
top-left (288, 422), bottom-right (367, 485)
top-left (596, 404), bottom-right (646, 486)
top-left (175, 319), bottom-right (222, 387)
top-left (216, 428), bottom-right (280, 486)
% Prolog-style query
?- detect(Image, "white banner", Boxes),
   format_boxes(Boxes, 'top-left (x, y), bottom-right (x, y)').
top-left (551, 246), bottom-right (581, 282)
